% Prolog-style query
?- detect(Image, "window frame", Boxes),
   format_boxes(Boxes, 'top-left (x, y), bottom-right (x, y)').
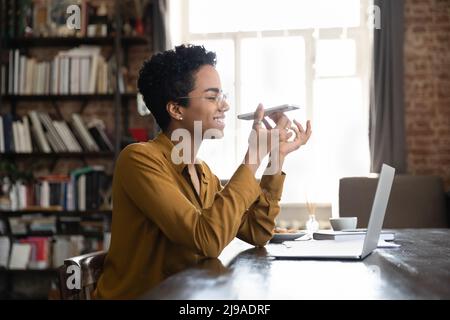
top-left (177, 0), bottom-right (373, 181)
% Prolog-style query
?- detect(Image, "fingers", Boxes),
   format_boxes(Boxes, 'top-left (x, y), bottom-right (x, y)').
top-left (270, 112), bottom-right (291, 130)
top-left (252, 104), bottom-right (265, 129)
top-left (284, 124), bottom-right (301, 152)
top-left (305, 120), bottom-right (312, 139)
top-left (269, 112), bottom-right (284, 124)
top-left (298, 119), bottom-right (312, 141)
top-left (262, 118), bottom-right (272, 129)
top-left (294, 119), bottom-right (304, 134)
top-left (280, 120), bottom-right (312, 157)
top-left (291, 123), bottom-right (301, 143)
top-left (279, 127), bottom-right (294, 142)
top-left (293, 119), bottom-right (312, 144)
top-left (251, 104), bottom-right (275, 130)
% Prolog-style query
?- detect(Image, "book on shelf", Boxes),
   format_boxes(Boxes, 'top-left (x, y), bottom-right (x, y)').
top-left (8, 242), bottom-right (31, 269)
top-left (71, 165), bottom-right (107, 211)
top-left (0, 236), bottom-right (11, 268)
top-left (71, 113), bottom-right (100, 151)
top-left (29, 217), bottom-right (58, 232)
top-left (1, 46), bottom-right (123, 96)
top-left (14, 49), bottom-right (19, 94)
top-left (39, 112), bottom-right (67, 152)
top-left (8, 215), bottom-right (57, 235)
top-left (1, 234), bottom-right (107, 270)
top-left (312, 230), bottom-right (395, 241)
top-left (52, 120), bottom-right (83, 152)
top-left (1, 64), bottom-right (6, 96)
top-left (20, 236), bottom-right (50, 269)
top-left (28, 110), bottom-right (51, 153)
top-left (0, 115), bottom-right (4, 152)
top-left (87, 119), bottom-right (114, 152)
top-left (16, 205), bottom-right (65, 212)
top-left (2, 165), bottom-right (111, 212)
top-left (21, 115), bottom-right (33, 152)
top-left (0, 219), bottom-right (7, 234)
top-left (36, 175), bottom-right (70, 209)
top-left (8, 217), bottom-right (27, 235)
top-left (1, 113), bottom-right (15, 152)
top-left (0, 111), bottom-right (111, 154)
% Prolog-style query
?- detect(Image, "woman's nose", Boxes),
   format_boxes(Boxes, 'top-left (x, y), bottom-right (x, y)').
top-left (221, 100), bottom-right (230, 112)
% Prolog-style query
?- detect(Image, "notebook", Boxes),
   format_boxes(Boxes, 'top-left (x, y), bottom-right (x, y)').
top-left (313, 230), bottom-right (395, 241)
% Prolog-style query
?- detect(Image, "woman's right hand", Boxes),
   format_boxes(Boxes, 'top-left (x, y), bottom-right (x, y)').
top-left (243, 104), bottom-right (274, 174)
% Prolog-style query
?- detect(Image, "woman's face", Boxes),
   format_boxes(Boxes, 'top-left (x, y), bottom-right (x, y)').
top-left (180, 65), bottom-right (230, 138)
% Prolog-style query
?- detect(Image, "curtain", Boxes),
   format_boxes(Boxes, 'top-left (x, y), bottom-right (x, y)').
top-left (151, 0), bottom-right (171, 52)
top-left (141, 0), bottom-right (171, 137)
top-left (369, 0), bottom-right (407, 173)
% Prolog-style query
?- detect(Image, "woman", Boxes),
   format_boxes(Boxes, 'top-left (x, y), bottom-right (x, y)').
top-left (94, 44), bottom-right (311, 299)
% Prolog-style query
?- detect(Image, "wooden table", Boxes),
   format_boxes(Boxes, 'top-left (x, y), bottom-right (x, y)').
top-left (141, 229), bottom-right (450, 299)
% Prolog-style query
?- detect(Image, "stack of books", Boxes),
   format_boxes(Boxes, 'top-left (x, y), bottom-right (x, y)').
top-left (313, 229), bottom-right (395, 241)
top-left (0, 111), bottom-right (113, 153)
top-left (5, 166), bottom-right (112, 211)
top-left (2, 46), bottom-right (122, 96)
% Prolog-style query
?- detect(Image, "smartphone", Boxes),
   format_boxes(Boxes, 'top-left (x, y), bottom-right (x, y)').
top-left (237, 104), bottom-right (301, 120)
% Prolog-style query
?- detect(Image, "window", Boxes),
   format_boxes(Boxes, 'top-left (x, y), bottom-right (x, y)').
top-left (169, 0), bottom-right (372, 207)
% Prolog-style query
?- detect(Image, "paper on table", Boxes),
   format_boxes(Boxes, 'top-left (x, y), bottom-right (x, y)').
top-left (377, 240), bottom-right (401, 248)
top-left (291, 237), bottom-right (400, 248)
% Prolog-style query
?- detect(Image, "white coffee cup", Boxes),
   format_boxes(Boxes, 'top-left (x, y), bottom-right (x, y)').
top-left (329, 217), bottom-right (357, 231)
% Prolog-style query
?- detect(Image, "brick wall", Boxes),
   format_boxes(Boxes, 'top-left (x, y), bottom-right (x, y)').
top-left (404, 0), bottom-right (450, 190)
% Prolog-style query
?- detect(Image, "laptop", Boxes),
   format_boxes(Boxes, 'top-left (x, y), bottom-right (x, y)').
top-left (267, 164), bottom-right (396, 260)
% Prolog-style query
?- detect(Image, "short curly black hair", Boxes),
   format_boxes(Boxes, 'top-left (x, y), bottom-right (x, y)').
top-left (137, 44), bottom-right (217, 131)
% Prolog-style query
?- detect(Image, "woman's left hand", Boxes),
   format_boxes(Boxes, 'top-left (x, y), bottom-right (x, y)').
top-left (260, 112), bottom-right (312, 175)
top-left (279, 119), bottom-right (312, 156)
top-left (265, 112), bottom-right (312, 157)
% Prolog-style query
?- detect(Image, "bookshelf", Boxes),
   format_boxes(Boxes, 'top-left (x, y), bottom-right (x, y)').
top-left (0, 268), bottom-right (58, 274)
top-left (3, 92), bottom-right (138, 101)
top-left (0, 151), bottom-right (115, 158)
top-left (0, 209), bottom-right (112, 216)
top-left (0, 0), bottom-right (153, 299)
top-left (7, 36), bottom-right (148, 47)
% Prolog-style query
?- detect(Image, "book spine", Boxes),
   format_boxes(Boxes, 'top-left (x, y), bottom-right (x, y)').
top-left (0, 115), bottom-right (4, 152)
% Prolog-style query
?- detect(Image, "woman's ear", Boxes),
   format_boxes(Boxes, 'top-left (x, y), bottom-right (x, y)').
top-left (166, 102), bottom-right (184, 121)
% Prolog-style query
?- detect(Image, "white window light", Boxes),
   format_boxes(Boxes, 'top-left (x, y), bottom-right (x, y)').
top-left (169, 0), bottom-right (372, 208)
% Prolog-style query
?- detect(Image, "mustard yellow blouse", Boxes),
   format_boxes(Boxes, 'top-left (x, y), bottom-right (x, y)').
top-left (94, 133), bottom-right (285, 299)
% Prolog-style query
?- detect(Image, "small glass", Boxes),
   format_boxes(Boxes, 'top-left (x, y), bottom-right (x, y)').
top-left (306, 214), bottom-right (319, 234)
